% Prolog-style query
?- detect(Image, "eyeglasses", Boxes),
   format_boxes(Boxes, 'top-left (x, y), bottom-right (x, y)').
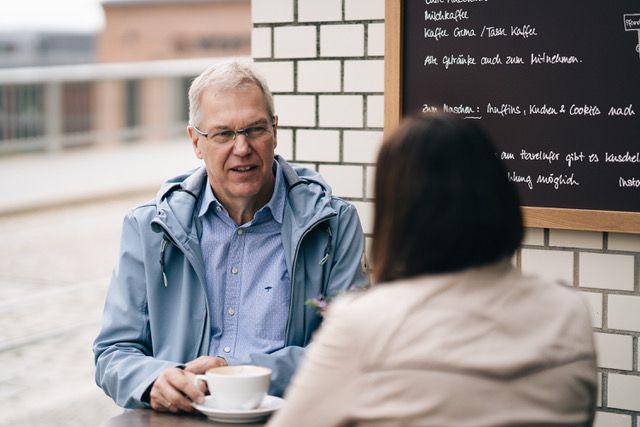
top-left (192, 122), bottom-right (275, 144)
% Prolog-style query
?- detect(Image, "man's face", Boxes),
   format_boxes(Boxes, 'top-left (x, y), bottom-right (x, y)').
top-left (188, 84), bottom-right (277, 209)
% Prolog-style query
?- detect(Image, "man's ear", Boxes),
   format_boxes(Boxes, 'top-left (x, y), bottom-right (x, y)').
top-left (272, 115), bottom-right (278, 148)
top-left (187, 126), bottom-right (203, 159)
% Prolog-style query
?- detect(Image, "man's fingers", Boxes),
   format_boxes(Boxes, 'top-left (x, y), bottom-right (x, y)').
top-left (184, 356), bottom-right (227, 374)
top-left (150, 367), bottom-right (203, 413)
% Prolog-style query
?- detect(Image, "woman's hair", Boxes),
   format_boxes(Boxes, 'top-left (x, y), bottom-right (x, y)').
top-left (372, 114), bottom-right (523, 283)
top-left (188, 60), bottom-right (274, 127)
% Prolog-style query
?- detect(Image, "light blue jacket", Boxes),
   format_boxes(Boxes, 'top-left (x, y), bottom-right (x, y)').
top-left (93, 156), bottom-right (369, 409)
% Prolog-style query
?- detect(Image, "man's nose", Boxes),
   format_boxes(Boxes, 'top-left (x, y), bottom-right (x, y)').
top-left (232, 133), bottom-right (251, 155)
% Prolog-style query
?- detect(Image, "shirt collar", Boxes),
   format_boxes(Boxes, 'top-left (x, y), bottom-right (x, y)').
top-left (198, 160), bottom-right (286, 225)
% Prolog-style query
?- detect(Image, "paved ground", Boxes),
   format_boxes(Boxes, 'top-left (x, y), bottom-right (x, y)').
top-left (0, 141), bottom-right (202, 426)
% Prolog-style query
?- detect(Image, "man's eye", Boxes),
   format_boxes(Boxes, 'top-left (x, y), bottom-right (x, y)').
top-left (214, 130), bottom-right (236, 141)
top-left (246, 126), bottom-right (267, 137)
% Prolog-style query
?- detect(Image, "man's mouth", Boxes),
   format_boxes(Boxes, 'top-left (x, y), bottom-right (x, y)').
top-left (230, 165), bottom-right (256, 173)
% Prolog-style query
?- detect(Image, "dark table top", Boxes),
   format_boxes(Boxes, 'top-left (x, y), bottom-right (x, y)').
top-left (100, 409), bottom-right (267, 427)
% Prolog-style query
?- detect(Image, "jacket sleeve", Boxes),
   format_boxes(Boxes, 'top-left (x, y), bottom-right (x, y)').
top-left (92, 212), bottom-right (180, 408)
top-left (326, 202), bottom-right (370, 294)
top-left (226, 202), bottom-right (369, 397)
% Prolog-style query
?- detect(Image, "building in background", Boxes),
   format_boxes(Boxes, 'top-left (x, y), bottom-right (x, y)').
top-left (0, 0), bottom-right (251, 153)
top-left (0, 32), bottom-right (96, 69)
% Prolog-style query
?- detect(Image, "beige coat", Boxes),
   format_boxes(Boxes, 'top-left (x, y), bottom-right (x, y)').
top-left (268, 260), bottom-right (597, 427)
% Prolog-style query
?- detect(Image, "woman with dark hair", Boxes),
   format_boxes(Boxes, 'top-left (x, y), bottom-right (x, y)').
top-left (268, 115), bottom-right (597, 427)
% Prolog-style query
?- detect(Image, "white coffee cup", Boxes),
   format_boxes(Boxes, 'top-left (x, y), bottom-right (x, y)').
top-left (194, 365), bottom-right (271, 411)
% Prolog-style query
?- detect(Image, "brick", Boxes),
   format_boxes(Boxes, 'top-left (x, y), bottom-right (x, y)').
top-left (351, 201), bottom-right (374, 234)
top-left (318, 164), bottom-right (363, 198)
top-left (549, 229), bottom-right (603, 249)
top-left (345, 0), bottom-right (385, 20)
top-left (320, 24), bottom-right (365, 57)
top-left (608, 295), bottom-right (640, 332)
top-left (253, 61), bottom-right (294, 92)
top-left (295, 130), bottom-right (340, 162)
top-left (597, 372), bottom-right (602, 407)
top-left (365, 166), bottom-right (375, 198)
top-left (580, 291), bottom-right (603, 328)
top-left (579, 253), bottom-right (634, 291)
top-left (607, 373), bottom-right (640, 411)
top-left (274, 95), bottom-right (315, 127)
top-left (522, 228), bottom-right (544, 246)
top-left (367, 95), bottom-right (384, 127)
top-left (319, 95), bottom-right (363, 128)
top-left (274, 26), bottom-right (316, 58)
top-left (594, 411), bottom-right (632, 427)
top-left (344, 60), bottom-right (384, 92)
top-left (252, 0), bottom-right (293, 23)
top-left (594, 333), bottom-right (633, 370)
top-left (252, 28), bottom-right (272, 58)
top-left (368, 23), bottom-right (385, 56)
top-left (297, 60), bottom-right (341, 93)
top-left (365, 236), bottom-right (373, 265)
top-left (275, 128), bottom-right (293, 160)
top-left (343, 130), bottom-right (383, 164)
top-left (608, 233), bottom-right (640, 252)
top-left (520, 249), bottom-right (574, 285)
top-left (299, 0), bottom-right (342, 22)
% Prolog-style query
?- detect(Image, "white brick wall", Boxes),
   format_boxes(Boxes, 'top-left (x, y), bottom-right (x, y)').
top-left (549, 229), bottom-right (603, 249)
top-left (594, 411), bottom-right (632, 427)
top-left (319, 164), bottom-right (363, 198)
top-left (365, 166), bottom-right (375, 198)
top-left (321, 24), bottom-right (365, 57)
top-left (594, 333), bottom-right (633, 370)
top-left (252, 28), bottom-right (272, 58)
top-left (274, 95), bottom-right (315, 127)
top-left (520, 249), bottom-right (574, 285)
top-left (295, 130), bottom-right (340, 162)
top-left (607, 374), bottom-right (640, 411)
top-left (522, 228), bottom-right (544, 246)
top-left (254, 61), bottom-right (294, 92)
top-left (368, 23), bottom-right (385, 56)
top-left (298, 0), bottom-right (342, 22)
top-left (343, 130), bottom-right (383, 164)
top-left (298, 60), bottom-right (341, 93)
top-left (275, 128), bottom-right (293, 160)
top-left (345, 0), bottom-right (385, 20)
top-left (274, 26), bottom-right (317, 58)
top-left (344, 60), bottom-right (384, 92)
top-left (351, 201), bottom-right (374, 234)
top-left (579, 253), bottom-right (635, 291)
top-left (609, 233), bottom-right (640, 251)
top-left (608, 295), bottom-right (640, 332)
top-left (367, 95), bottom-right (384, 127)
top-left (580, 291), bottom-right (603, 328)
top-left (319, 95), bottom-right (363, 128)
top-left (252, 0), bottom-right (293, 23)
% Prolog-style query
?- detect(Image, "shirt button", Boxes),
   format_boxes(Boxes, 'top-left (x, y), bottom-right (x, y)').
top-left (216, 206), bottom-right (222, 212)
top-left (227, 307), bottom-right (236, 316)
top-left (223, 346), bottom-right (231, 353)
top-left (237, 229), bottom-right (244, 235)
top-left (231, 266), bottom-right (238, 274)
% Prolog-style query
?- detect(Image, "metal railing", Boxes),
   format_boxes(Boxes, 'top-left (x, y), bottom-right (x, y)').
top-left (0, 56), bottom-right (246, 155)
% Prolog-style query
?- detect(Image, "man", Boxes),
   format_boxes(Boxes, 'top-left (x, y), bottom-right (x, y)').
top-left (93, 60), bottom-right (368, 412)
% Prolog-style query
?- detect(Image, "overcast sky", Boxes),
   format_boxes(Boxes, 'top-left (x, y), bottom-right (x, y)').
top-left (0, 0), bottom-right (105, 32)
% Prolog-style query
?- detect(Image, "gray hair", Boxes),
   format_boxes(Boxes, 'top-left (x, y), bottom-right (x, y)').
top-left (188, 60), bottom-right (275, 127)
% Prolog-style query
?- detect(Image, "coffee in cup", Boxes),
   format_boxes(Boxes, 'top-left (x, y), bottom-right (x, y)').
top-left (194, 365), bottom-right (271, 410)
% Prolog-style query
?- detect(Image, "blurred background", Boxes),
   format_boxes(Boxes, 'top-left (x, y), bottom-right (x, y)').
top-left (0, 1), bottom-right (250, 425)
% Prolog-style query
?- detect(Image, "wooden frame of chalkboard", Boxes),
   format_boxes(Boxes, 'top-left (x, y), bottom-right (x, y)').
top-left (384, 0), bottom-right (640, 234)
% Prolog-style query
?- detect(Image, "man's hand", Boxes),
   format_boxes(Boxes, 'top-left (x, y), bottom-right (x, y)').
top-left (184, 355), bottom-right (227, 374)
top-left (149, 357), bottom-right (227, 413)
top-left (149, 368), bottom-right (204, 413)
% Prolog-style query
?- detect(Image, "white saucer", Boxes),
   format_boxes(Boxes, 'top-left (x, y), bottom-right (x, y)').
top-left (192, 395), bottom-right (284, 424)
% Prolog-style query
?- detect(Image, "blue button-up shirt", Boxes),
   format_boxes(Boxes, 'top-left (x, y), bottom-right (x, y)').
top-left (198, 162), bottom-right (290, 361)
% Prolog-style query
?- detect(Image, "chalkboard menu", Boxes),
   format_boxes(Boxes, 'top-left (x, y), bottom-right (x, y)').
top-left (385, 0), bottom-right (640, 233)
